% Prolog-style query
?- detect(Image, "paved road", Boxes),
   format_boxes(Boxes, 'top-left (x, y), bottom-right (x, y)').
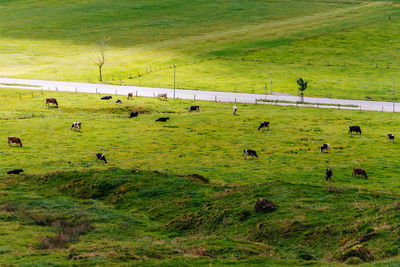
top-left (0, 77), bottom-right (398, 112)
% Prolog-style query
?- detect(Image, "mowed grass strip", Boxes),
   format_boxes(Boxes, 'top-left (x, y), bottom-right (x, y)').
top-left (0, 88), bottom-right (399, 194)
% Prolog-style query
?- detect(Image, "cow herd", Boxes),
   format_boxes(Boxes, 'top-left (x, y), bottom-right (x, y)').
top-left (5, 95), bottom-right (396, 182)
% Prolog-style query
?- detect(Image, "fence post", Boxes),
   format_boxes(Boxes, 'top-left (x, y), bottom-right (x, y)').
top-left (382, 106), bottom-right (384, 112)
top-left (338, 104), bottom-right (340, 110)
top-left (235, 97), bottom-right (236, 103)
top-left (215, 95), bottom-right (217, 102)
top-left (41, 88), bottom-right (43, 94)
top-left (255, 99), bottom-right (257, 104)
top-left (275, 100), bottom-right (277, 105)
top-left (56, 86), bottom-right (58, 91)
top-left (115, 89), bottom-right (117, 95)
top-left (75, 87), bottom-right (77, 93)
top-left (194, 94), bottom-right (196, 100)
top-left (136, 91), bottom-right (138, 97)
top-left (96, 88), bottom-right (98, 94)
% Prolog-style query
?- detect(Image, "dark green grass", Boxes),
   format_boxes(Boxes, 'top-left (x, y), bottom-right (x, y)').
top-left (0, 168), bottom-right (398, 265)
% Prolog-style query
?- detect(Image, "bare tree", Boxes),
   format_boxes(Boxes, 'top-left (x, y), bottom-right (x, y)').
top-left (96, 37), bottom-right (110, 82)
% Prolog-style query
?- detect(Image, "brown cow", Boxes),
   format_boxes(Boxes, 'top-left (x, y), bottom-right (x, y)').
top-left (127, 92), bottom-right (133, 99)
top-left (353, 168), bottom-right (368, 178)
top-left (46, 98), bottom-right (58, 108)
top-left (8, 136), bottom-right (22, 147)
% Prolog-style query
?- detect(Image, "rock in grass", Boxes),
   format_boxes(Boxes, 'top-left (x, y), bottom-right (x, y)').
top-left (254, 198), bottom-right (276, 213)
top-left (341, 245), bottom-right (374, 262)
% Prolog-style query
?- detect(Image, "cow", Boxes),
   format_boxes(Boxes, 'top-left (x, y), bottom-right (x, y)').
top-left (233, 105), bottom-right (237, 115)
top-left (70, 122), bottom-right (81, 131)
top-left (157, 93), bottom-right (167, 100)
top-left (156, 117), bottom-right (170, 122)
top-left (326, 168), bottom-right (333, 181)
top-left (101, 96), bottom-right (112, 100)
top-left (244, 149), bottom-right (258, 159)
top-left (116, 99), bottom-right (122, 104)
top-left (387, 134), bottom-right (394, 142)
top-left (96, 153), bottom-right (107, 164)
top-left (353, 168), bottom-right (368, 178)
top-left (46, 98), bottom-right (58, 108)
top-left (129, 112), bottom-right (138, 118)
top-left (348, 126), bottom-right (362, 135)
top-left (7, 169), bottom-right (24, 175)
top-left (320, 143), bottom-right (330, 153)
top-left (127, 93), bottom-right (133, 99)
top-left (8, 137), bottom-right (22, 147)
top-left (190, 106), bottom-right (200, 112)
top-left (258, 121), bottom-right (270, 131)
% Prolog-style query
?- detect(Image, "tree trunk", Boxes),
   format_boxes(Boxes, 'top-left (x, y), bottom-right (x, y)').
top-left (99, 66), bottom-right (102, 81)
top-left (300, 92), bottom-right (304, 103)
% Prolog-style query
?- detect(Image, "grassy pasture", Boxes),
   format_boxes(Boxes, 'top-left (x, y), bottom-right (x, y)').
top-left (0, 87), bottom-right (399, 193)
top-left (0, 88), bottom-right (398, 265)
top-left (1, 0), bottom-right (400, 100)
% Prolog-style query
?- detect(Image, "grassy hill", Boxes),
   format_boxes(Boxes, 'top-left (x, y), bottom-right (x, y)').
top-left (0, 87), bottom-right (398, 265)
top-left (1, 0), bottom-right (400, 100)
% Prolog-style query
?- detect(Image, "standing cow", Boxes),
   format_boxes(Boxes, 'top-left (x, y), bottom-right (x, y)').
top-left (8, 137), bottom-right (22, 147)
top-left (353, 168), bottom-right (368, 178)
top-left (258, 121), bottom-right (270, 131)
top-left (70, 122), bottom-right (81, 131)
top-left (96, 153), bottom-right (107, 164)
top-left (46, 98), bottom-right (58, 108)
top-left (232, 106), bottom-right (237, 115)
top-left (326, 168), bottom-right (333, 181)
top-left (320, 143), bottom-right (330, 153)
top-left (387, 134), bottom-right (394, 142)
top-left (244, 149), bottom-right (258, 159)
top-left (348, 126), bottom-right (362, 135)
top-left (127, 93), bottom-right (133, 99)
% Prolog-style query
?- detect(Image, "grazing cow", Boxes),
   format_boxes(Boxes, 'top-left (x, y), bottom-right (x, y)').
top-left (157, 93), bottom-right (167, 100)
top-left (116, 99), bottom-right (122, 104)
top-left (127, 92), bottom-right (133, 99)
top-left (156, 117), bottom-right (170, 122)
top-left (129, 112), bottom-right (138, 118)
top-left (96, 153), bottom-right (107, 164)
top-left (70, 122), bottom-right (81, 131)
top-left (46, 98), bottom-right (58, 108)
top-left (233, 105), bottom-right (237, 115)
top-left (244, 149), bottom-right (258, 159)
top-left (258, 121), bottom-right (270, 131)
top-left (7, 169), bottom-right (24, 175)
top-left (320, 143), bottom-right (330, 153)
top-left (326, 168), bottom-right (333, 181)
top-left (8, 137), bottom-right (22, 147)
top-left (190, 105), bottom-right (200, 112)
top-left (101, 96), bottom-right (112, 100)
top-left (348, 126), bottom-right (362, 135)
top-left (387, 133), bottom-right (394, 142)
top-left (353, 168), bottom-right (368, 178)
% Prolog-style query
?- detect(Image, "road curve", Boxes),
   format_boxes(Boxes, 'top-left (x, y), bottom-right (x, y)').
top-left (0, 77), bottom-right (398, 112)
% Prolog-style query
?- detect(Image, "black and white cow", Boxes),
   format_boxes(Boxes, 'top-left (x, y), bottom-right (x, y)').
top-left (348, 126), bottom-right (361, 134)
top-left (388, 133), bottom-right (394, 142)
top-left (70, 122), bottom-right (81, 131)
top-left (232, 105), bottom-right (237, 115)
top-left (101, 96), bottom-right (112, 100)
top-left (244, 149), bottom-right (258, 159)
top-left (326, 168), bottom-right (332, 181)
top-left (7, 169), bottom-right (24, 175)
top-left (96, 153), bottom-right (107, 164)
top-left (190, 106), bottom-right (200, 112)
top-left (320, 143), bottom-right (330, 153)
top-left (130, 112), bottom-right (138, 118)
top-left (156, 117), bottom-right (170, 122)
top-left (116, 99), bottom-right (122, 104)
top-left (258, 121), bottom-right (270, 131)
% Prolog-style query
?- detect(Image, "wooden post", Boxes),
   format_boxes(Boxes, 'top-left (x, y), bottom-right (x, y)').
top-left (136, 91), bottom-right (138, 97)
top-left (115, 89), bottom-right (117, 95)
top-left (75, 87), bottom-right (77, 92)
top-left (194, 94), bottom-right (196, 100)
top-left (215, 95), bottom-right (217, 102)
top-left (96, 88), bottom-right (98, 93)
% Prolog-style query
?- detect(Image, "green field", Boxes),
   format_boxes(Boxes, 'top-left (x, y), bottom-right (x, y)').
top-left (1, 0), bottom-right (400, 100)
top-left (0, 87), bottom-right (398, 265)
